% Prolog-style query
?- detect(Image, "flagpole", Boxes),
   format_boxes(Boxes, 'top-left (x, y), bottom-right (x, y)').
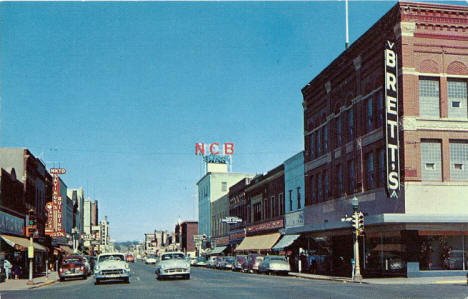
top-left (345, 0), bottom-right (349, 49)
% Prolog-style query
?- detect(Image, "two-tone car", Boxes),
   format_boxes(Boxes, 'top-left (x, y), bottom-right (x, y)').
top-left (94, 253), bottom-right (130, 284)
top-left (155, 252), bottom-right (190, 280)
top-left (258, 255), bottom-right (291, 275)
top-left (59, 256), bottom-right (88, 281)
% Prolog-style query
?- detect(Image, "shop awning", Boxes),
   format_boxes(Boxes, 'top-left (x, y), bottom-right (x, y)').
top-left (272, 234), bottom-right (300, 251)
top-left (1, 234), bottom-right (47, 252)
top-left (206, 246), bottom-right (227, 255)
top-left (235, 233), bottom-right (281, 251)
top-left (59, 245), bottom-right (73, 255)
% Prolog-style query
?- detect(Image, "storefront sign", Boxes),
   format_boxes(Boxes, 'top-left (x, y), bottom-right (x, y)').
top-left (246, 219), bottom-right (284, 234)
top-left (46, 172), bottom-right (66, 237)
top-left (221, 216), bottom-right (243, 224)
top-left (229, 230), bottom-right (246, 241)
top-left (0, 211), bottom-right (24, 235)
top-left (384, 40), bottom-right (400, 199)
top-left (285, 210), bottom-right (304, 229)
top-left (215, 236), bottom-right (229, 246)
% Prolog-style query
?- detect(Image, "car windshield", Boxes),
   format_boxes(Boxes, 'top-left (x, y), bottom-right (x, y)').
top-left (99, 255), bottom-right (124, 262)
top-left (148, 255), bottom-right (156, 258)
top-left (63, 258), bottom-right (81, 264)
top-left (270, 257), bottom-right (286, 261)
top-left (162, 253), bottom-right (185, 260)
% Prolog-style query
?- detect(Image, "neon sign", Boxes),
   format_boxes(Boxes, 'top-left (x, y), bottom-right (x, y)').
top-left (384, 40), bottom-right (400, 199)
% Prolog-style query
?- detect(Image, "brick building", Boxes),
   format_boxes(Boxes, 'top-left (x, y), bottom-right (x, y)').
top-left (235, 165), bottom-right (285, 253)
top-left (175, 221), bottom-right (198, 257)
top-left (292, 2), bottom-right (468, 277)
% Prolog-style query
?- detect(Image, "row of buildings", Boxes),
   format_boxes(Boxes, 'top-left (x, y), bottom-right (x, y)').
top-left (141, 221), bottom-right (199, 258)
top-left (197, 1), bottom-right (468, 278)
top-left (0, 147), bottom-right (111, 277)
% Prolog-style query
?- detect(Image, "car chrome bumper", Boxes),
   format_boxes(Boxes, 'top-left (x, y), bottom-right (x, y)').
top-left (95, 271), bottom-right (130, 280)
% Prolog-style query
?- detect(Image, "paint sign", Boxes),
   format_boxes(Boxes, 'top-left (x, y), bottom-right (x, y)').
top-left (220, 216), bottom-right (242, 224)
top-left (384, 40), bottom-right (400, 199)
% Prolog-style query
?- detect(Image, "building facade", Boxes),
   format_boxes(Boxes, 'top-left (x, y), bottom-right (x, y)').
top-left (235, 165), bottom-right (285, 254)
top-left (228, 177), bottom-right (254, 251)
top-left (197, 161), bottom-right (252, 237)
top-left (297, 2), bottom-right (468, 277)
top-left (211, 194), bottom-right (229, 249)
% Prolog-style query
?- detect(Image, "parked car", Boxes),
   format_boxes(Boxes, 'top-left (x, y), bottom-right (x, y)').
top-left (145, 255), bottom-right (157, 264)
top-left (214, 256), bottom-right (225, 269)
top-left (247, 254), bottom-right (264, 273)
top-left (207, 256), bottom-right (218, 268)
top-left (94, 253), bottom-right (130, 284)
top-left (155, 252), bottom-right (190, 280)
top-left (188, 257), bottom-right (197, 266)
top-left (233, 255), bottom-right (248, 272)
top-left (194, 257), bottom-right (207, 267)
top-left (126, 254), bottom-right (135, 263)
top-left (221, 256), bottom-right (235, 270)
top-left (59, 255), bottom-right (88, 281)
top-left (258, 256), bottom-right (291, 275)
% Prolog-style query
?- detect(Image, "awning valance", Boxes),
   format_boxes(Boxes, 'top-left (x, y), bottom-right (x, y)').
top-left (1, 234), bottom-right (48, 252)
top-left (272, 234), bottom-right (300, 251)
top-left (206, 246), bottom-right (227, 255)
top-left (235, 233), bottom-right (281, 252)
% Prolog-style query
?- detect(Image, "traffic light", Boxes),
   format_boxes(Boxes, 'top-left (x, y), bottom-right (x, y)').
top-left (28, 210), bottom-right (36, 226)
top-left (351, 213), bottom-right (359, 230)
top-left (358, 212), bottom-right (364, 232)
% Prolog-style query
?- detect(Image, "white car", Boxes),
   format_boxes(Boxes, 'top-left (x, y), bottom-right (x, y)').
top-left (94, 253), bottom-right (130, 284)
top-left (145, 255), bottom-right (157, 264)
top-left (155, 252), bottom-right (190, 280)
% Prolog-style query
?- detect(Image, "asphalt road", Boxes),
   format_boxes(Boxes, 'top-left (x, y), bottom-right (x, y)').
top-left (2, 262), bottom-right (468, 299)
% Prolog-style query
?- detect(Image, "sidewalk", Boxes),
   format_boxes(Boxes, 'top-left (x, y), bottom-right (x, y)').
top-left (0, 271), bottom-right (58, 291)
top-left (289, 272), bottom-right (468, 285)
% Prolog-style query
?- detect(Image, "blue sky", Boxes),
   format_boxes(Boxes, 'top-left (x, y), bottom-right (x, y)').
top-left (1, 1), bottom-right (465, 242)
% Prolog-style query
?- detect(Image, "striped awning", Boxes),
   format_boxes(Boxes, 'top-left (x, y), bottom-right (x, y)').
top-left (272, 234), bottom-right (300, 251)
top-left (235, 232), bottom-right (281, 251)
top-left (1, 234), bottom-right (48, 252)
top-left (206, 246), bottom-right (227, 255)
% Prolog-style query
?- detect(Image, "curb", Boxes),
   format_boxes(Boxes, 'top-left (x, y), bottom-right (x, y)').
top-left (289, 273), bottom-right (369, 284)
top-left (28, 279), bottom-right (58, 290)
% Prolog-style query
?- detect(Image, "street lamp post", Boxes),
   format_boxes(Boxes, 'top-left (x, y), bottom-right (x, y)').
top-left (351, 197), bottom-right (363, 281)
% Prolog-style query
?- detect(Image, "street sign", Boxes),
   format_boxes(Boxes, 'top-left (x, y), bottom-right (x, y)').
top-left (50, 168), bottom-right (66, 175)
top-left (220, 216), bottom-right (242, 224)
top-left (28, 245), bottom-right (34, 258)
top-left (193, 234), bottom-right (206, 241)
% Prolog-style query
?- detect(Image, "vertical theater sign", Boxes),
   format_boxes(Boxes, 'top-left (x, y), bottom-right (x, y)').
top-left (384, 40), bottom-right (400, 199)
top-left (45, 168), bottom-right (66, 237)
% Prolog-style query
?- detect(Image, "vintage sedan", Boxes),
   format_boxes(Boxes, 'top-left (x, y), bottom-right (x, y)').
top-left (155, 252), bottom-right (190, 280)
top-left (59, 256), bottom-right (88, 281)
top-left (94, 253), bottom-right (130, 284)
top-left (258, 256), bottom-right (291, 275)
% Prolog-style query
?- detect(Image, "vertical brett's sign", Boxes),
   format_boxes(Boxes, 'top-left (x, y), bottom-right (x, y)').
top-left (384, 40), bottom-right (400, 199)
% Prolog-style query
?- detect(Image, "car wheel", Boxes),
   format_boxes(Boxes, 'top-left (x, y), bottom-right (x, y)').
top-left (95, 279), bottom-right (100, 285)
top-left (59, 277), bottom-right (64, 282)
top-left (82, 275), bottom-right (87, 280)
top-left (124, 277), bottom-right (129, 284)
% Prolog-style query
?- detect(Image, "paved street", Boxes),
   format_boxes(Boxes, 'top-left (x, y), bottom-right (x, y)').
top-left (2, 262), bottom-right (468, 299)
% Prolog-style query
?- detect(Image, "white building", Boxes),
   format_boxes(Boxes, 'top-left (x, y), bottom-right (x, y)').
top-left (197, 162), bottom-right (253, 237)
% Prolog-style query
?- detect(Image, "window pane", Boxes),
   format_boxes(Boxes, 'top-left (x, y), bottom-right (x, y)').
top-left (419, 78), bottom-right (440, 117)
top-left (367, 97), bottom-right (373, 132)
top-left (337, 117), bottom-right (342, 146)
top-left (448, 80), bottom-right (467, 119)
top-left (450, 141), bottom-right (468, 180)
top-left (421, 141), bottom-right (442, 180)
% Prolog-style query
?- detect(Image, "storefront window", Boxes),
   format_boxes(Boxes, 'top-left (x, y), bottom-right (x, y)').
top-left (364, 231), bottom-right (405, 276)
top-left (419, 233), bottom-right (466, 270)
